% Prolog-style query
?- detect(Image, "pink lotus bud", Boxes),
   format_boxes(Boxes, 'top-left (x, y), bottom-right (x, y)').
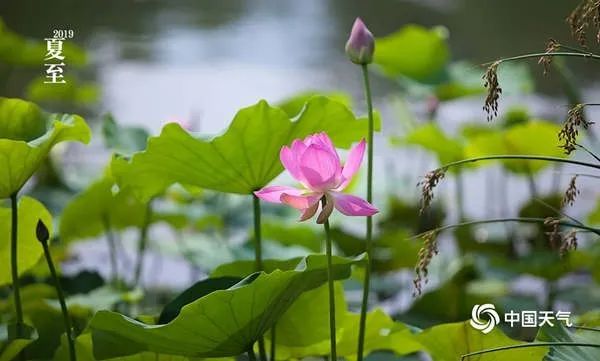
top-left (345, 18), bottom-right (375, 65)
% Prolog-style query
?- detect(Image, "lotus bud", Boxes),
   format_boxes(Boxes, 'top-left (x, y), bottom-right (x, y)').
top-left (36, 219), bottom-right (50, 244)
top-left (345, 17), bottom-right (375, 65)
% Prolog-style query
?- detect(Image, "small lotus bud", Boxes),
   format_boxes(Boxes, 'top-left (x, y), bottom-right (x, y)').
top-left (345, 17), bottom-right (375, 65)
top-left (36, 219), bottom-right (50, 244)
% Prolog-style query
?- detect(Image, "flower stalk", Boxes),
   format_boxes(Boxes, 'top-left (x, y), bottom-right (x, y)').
top-left (322, 197), bottom-right (337, 361)
top-left (252, 193), bottom-right (267, 361)
top-left (102, 215), bottom-right (119, 287)
top-left (357, 62), bottom-right (375, 361)
top-left (37, 220), bottom-right (77, 361)
top-left (133, 201), bottom-right (153, 288)
top-left (10, 193), bottom-right (24, 341)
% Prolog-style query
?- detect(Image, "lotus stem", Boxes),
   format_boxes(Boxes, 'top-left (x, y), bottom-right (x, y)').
top-left (10, 193), bottom-right (24, 345)
top-left (102, 215), bottom-right (119, 287)
top-left (252, 193), bottom-right (267, 361)
top-left (322, 197), bottom-right (337, 361)
top-left (357, 62), bottom-right (374, 361)
top-left (40, 232), bottom-right (77, 361)
top-left (133, 201), bottom-right (153, 288)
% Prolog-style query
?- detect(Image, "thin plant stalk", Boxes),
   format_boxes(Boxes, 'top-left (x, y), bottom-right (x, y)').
top-left (10, 193), bottom-right (24, 340)
top-left (252, 194), bottom-right (267, 361)
top-left (483, 51), bottom-right (600, 66)
top-left (41, 239), bottom-right (76, 361)
top-left (410, 217), bottom-right (600, 239)
top-left (461, 342), bottom-right (600, 360)
top-left (357, 62), bottom-right (374, 361)
top-left (133, 201), bottom-right (153, 288)
top-left (322, 198), bottom-right (337, 361)
top-left (102, 215), bottom-right (119, 287)
top-left (435, 155), bottom-right (600, 172)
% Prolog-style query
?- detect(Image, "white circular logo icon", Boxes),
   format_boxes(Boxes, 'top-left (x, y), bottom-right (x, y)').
top-left (470, 304), bottom-right (500, 334)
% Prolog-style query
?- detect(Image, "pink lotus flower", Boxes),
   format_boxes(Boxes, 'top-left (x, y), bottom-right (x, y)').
top-left (255, 132), bottom-right (378, 223)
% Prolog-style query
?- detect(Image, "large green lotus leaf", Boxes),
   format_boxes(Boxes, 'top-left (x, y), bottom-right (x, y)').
top-left (115, 96), bottom-right (377, 199)
top-left (417, 321), bottom-right (547, 361)
top-left (0, 98), bottom-right (91, 198)
top-left (210, 255), bottom-right (364, 278)
top-left (59, 177), bottom-right (146, 243)
top-left (374, 25), bottom-right (449, 82)
top-left (212, 258), bottom-right (418, 359)
top-left (53, 333), bottom-right (200, 361)
top-left (158, 277), bottom-right (243, 324)
top-left (272, 307), bottom-right (421, 360)
top-left (277, 91), bottom-right (352, 117)
top-left (89, 254), bottom-right (362, 359)
top-left (0, 196), bottom-right (52, 285)
top-left (536, 323), bottom-right (600, 361)
top-left (465, 121), bottom-right (565, 174)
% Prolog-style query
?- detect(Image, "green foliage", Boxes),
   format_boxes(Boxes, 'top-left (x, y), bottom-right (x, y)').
top-left (465, 120), bottom-right (565, 174)
top-left (277, 91), bottom-right (352, 117)
top-left (374, 25), bottom-right (450, 82)
top-left (89, 255), bottom-right (362, 359)
top-left (416, 321), bottom-right (547, 361)
top-left (0, 323), bottom-right (36, 361)
top-left (158, 277), bottom-right (242, 324)
top-left (400, 122), bottom-right (465, 165)
top-left (536, 323), bottom-right (600, 361)
top-left (0, 196), bottom-right (52, 285)
top-left (0, 98), bottom-right (91, 198)
top-left (59, 177), bottom-right (147, 243)
top-left (102, 115), bottom-right (150, 156)
top-left (0, 19), bottom-right (86, 67)
top-left (113, 96), bottom-right (378, 199)
top-left (25, 76), bottom-right (99, 106)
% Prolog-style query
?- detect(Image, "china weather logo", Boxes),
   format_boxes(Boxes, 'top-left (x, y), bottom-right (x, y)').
top-left (470, 304), bottom-right (500, 334)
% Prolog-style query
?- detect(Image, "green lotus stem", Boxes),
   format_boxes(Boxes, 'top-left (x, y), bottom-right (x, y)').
top-left (410, 217), bottom-right (600, 239)
top-left (356, 62), bottom-right (374, 361)
top-left (461, 342), bottom-right (600, 360)
top-left (252, 194), bottom-right (268, 361)
top-left (270, 323), bottom-right (276, 361)
top-left (483, 51), bottom-right (600, 66)
top-left (252, 194), bottom-right (263, 271)
top-left (133, 201), bottom-right (153, 288)
top-left (434, 155), bottom-right (600, 172)
top-left (322, 198), bottom-right (337, 361)
top-left (10, 193), bottom-right (24, 341)
top-left (41, 238), bottom-right (77, 361)
top-left (102, 215), bottom-right (119, 287)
